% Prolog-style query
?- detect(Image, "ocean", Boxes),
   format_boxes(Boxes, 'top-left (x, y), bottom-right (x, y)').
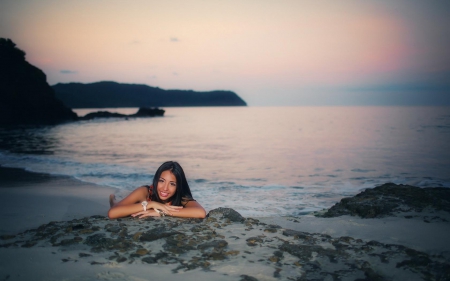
top-left (1, 106), bottom-right (449, 217)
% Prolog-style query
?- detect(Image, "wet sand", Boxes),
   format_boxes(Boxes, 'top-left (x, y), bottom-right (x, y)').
top-left (0, 166), bottom-right (117, 235)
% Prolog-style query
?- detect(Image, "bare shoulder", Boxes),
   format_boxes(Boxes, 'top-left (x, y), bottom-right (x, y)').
top-left (137, 185), bottom-right (149, 192)
top-left (137, 185), bottom-right (151, 197)
top-left (129, 185), bottom-right (149, 196)
top-left (183, 200), bottom-right (203, 208)
top-left (114, 185), bottom-right (149, 206)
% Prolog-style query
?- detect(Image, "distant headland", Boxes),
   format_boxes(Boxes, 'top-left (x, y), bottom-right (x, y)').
top-left (0, 38), bottom-right (246, 126)
top-left (52, 81), bottom-right (247, 108)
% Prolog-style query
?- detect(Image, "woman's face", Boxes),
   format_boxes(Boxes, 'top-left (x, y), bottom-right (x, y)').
top-left (157, 170), bottom-right (177, 201)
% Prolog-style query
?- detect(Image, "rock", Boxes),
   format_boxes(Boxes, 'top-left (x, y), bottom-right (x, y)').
top-left (59, 238), bottom-right (81, 246)
top-left (80, 111), bottom-right (127, 120)
top-left (84, 233), bottom-right (136, 253)
top-left (318, 183), bottom-right (450, 218)
top-left (141, 256), bottom-right (158, 264)
top-left (133, 107), bottom-right (165, 117)
top-left (141, 252), bottom-right (168, 264)
top-left (3, 206), bottom-right (449, 281)
top-left (264, 224), bottom-right (281, 233)
top-left (21, 241), bottom-right (37, 248)
top-left (90, 215), bottom-right (106, 219)
top-left (163, 234), bottom-right (196, 254)
top-left (197, 240), bottom-right (228, 251)
top-left (240, 275), bottom-right (259, 281)
top-left (207, 207), bottom-right (245, 223)
top-left (246, 237), bottom-right (263, 246)
top-left (135, 248), bottom-right (149, 256)
top-left (0, 38), bottom-right (77, 126)
top-left (79, 107), bottom-right (164, 120)
top-left (104, 224), bottom-right (121, 233)
top-left (282, 229), bottom-right (319, 244)
top-left (0, 235), bottom-right (15, 240)
top-left (139, 227), bottom-right (180, 242)
top-left (279, 242), bottom-right (344, 264)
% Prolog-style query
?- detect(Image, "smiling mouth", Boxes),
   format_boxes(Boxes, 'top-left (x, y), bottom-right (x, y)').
top-left (160, 192), bottom-right (169, 198)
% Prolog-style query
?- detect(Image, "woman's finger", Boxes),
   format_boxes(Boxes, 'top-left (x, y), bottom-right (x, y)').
top-left (132, 210), bottom-right (154, 217)
top-left (163, 206), bottom-right (182, 216)
top-left (131, 211), bottom-right (144, 217)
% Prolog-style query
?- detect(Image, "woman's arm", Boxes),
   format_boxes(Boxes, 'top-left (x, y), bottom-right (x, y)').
top-left (133, 200), bottom-right (206, 219)
top-left (108, 186), bottom-right (183, 219)
top-left (108, 186), bottom-right (149, 219)
top-left (172, 200), bottom-right (206, 218)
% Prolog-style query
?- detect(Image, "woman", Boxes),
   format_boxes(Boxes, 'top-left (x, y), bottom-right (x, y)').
top-left (108, 161), bottom-right (206, 219)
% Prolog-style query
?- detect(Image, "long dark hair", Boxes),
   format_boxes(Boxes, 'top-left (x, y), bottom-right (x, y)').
top-left (151, 161), bottom-right (193, 206)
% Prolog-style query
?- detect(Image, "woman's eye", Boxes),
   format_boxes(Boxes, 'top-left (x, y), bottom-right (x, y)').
top-left (170, 182), bottom-right (176, 186)
top-left (159, 179), bottom-right (164, 182)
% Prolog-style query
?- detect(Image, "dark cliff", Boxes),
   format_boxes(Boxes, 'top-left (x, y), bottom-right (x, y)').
top-left (52, 81), bottom-right (247, 108)
top-left (0, 38), bottom-right (78, 126)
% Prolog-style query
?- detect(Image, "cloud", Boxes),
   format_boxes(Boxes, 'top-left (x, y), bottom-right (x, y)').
top-left (170, 37), bottom-right (179, 42)
top-left (60, 70), bottom-right (78, 74)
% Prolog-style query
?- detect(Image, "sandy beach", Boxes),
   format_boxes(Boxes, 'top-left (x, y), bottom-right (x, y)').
top-left (0, 167), bottom-right (118, 235)
top-left (1, 167), bottom-right (449, 281)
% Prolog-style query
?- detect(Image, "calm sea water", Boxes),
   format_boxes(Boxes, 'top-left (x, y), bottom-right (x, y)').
top-left (1, 106), bottom-right (449, 217)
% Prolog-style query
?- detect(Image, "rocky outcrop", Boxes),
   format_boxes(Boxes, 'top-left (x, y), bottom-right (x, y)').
top-left (1, 207), bottom-right (448, 280)
top-left (79, 107), bottom-right (164, 120)
top-left (206, 207), bottom-right (245, 222)
top-left (53, 81), bottom-right (247, 108)
top-left (0, 38), bottom-right (78, 126)
top-left (318, 183), bottom-right (450, 218)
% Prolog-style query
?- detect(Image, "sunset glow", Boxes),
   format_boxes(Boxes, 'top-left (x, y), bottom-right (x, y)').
top-left (1, 0), bottom-right (449, 105)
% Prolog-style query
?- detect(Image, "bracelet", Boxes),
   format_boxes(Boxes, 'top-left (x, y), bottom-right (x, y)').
top-left (155, 209), bottom-right (166, 217)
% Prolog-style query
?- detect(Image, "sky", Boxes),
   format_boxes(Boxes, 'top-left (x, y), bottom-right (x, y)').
top-left (1, 0), bottom-right (449, 106)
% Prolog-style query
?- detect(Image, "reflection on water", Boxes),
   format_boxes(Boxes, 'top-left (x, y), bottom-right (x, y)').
top-left (1, 106), bottom-right (449, 216)
top-left (0, 127), bottom-right (59, 155)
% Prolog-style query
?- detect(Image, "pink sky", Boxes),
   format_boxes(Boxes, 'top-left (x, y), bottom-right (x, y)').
top-left (1, 0), bottom-right (449, 105)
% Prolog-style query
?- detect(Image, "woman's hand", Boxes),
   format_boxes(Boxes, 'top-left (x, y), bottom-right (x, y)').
top-left (149, 202), bottom-right (183, 216)
top-left (131, 202), bottom-right (183, 218)
top-left (131, 209), bottom-right (160, 218)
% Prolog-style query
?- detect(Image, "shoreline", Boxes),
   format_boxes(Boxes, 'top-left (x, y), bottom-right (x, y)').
top-left (260, 213), bottom-right (450, 258)
top-left (1, 166), bottom-right (449, 280)
top-left (0, 166), bottom-right (118, 235)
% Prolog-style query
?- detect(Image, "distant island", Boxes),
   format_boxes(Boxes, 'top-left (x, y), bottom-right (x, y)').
top-left (79, 107), bottom-right (164, 120)
top-left (52, 81), bottom-right (247, 108)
